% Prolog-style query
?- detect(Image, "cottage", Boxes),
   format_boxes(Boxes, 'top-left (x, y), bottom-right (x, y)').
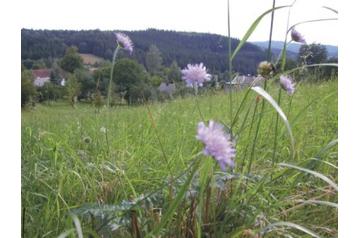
top-left (224, 74), bottom-right (263, 92)
top-left (32, 69), bottom-right (51, 87)
top-left (158, 82), bottom-right (176, 98)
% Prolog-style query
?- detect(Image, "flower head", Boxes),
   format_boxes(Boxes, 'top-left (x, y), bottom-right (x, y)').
top-left (279, 75), bottom-right (295, 95)
top-left (196, 120), bottom-right (235, 171)
top-left (115, 32), bottom-right (134, 54)
top-left (257, 61), bottom-right (275, 78)
top-left (291, 28), bottom-right (306, 44)
top-left (181, 63), bottom-right (211, 88)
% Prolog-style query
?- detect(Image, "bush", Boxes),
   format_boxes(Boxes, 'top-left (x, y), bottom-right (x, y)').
top-left (21, 69), bottom-right (37, 107)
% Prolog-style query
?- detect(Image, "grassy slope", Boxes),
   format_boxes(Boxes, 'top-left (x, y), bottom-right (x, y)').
top-left (21, 80), bottom-right (337, 237)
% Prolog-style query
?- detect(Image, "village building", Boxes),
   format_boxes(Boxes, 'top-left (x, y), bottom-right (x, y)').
top-left (158, 82), bottom-right (176, 98)
top-left (32, 69), bottom-right (51, 87)
top-left (32, 68), bottom-right (67, 87)
top-left (224, 74), bottom-right (264, 92)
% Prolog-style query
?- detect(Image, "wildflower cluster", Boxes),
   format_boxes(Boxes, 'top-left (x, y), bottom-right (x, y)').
top-left (279, 75), bottom-right (295, 95)
top-left (196, 120), bottom-right (236, 171)
top-left (181, 63), bottom-right (211, 88)
top-left (115, 32), bottom-right (134, 54)
top-left (291, 27), bottom-right (306, 44)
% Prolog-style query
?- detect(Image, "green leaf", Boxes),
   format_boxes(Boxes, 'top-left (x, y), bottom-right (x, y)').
top-left (251, 86), bottom-right (294, 151)
top-left (231, 5), bottom-right (291, 61)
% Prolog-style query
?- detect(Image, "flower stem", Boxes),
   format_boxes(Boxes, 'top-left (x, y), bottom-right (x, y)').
top-left (227, 0), bottom-right (233, 130)
top-left (194, 93), bottom-right (205, 122)
top-left (240, 99), bottom-right (259, 174)
top-left (107, 44), bottom-right (121, 107)
top-left (247, 87), bottom-right (266, 174)
top-left (267, 0), bottom-right (276, 61)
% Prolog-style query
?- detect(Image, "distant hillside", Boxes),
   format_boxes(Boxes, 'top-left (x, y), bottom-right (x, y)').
top-left (252, 41), bottom-right (338, 59)
top-left (21, 29), bottom-right (266, 74)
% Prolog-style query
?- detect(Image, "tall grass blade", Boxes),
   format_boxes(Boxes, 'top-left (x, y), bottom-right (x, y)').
top-left (279, 162), bottom-right (338, 191)
top-left (231, 5), bottom-right (290, 61)
top-left (227, 0), bottom-right (233, 126)
top-left (57, 229), bottom-right (75, 238)
top-left (70, 213), bottom-right (83, 238)
top-left (309, 158), bottom-right (338, 169)
top-left (260, 221), bottom-right (322, 238)
top-left (295, 199), bottom-right (338, 208)
top-left (280, 63), bottom-right (338, 76)
top-left (230, 87), bottom-right (251, 131)
top-left (251, 86), bottom-right (294, 150)
top-left (149, 160), bottom-right (200, 236)
top-left (267, 0), bottom-right (276, 61)
top-left (317, 138), bottom-right (338, 156)
top-left (289, 91), bottom-right (336, 127)
top-left (288, 18), bottom-right (338, 32)
top-left (322, 6), bottom-right (338, 14)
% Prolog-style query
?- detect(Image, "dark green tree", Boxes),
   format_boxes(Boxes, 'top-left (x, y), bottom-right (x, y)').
top-left (113, 59), bottom-right (150, 104)
top-left (167, 61), bottom-right (182, 83)
top-left (298, 43), bottom-right (327, 65)
top-left (93, 78), bottom-right (103, 112)
top-left (22, 59), bottom-right (34, 69)
top-left (93, 64), bottom-right (111, 94)
top-left (21, 69), bottom-right (37, 107)
top-left (22, 28), bottom-right (267, 75)
top-left (60, 46), bottom-right (83, 73)
top-left (50, 61), bottom-right (64, 85)
top-left (65, 74), bottom-right (81, 107)
top-left (74, 69), bottom-right (96, 100)
top-left (32, 60), bottom-right (47, 69)
top-left (145, 44), bottom-right (163, 75)
top-left (37, 82), bottom-right (64, 102)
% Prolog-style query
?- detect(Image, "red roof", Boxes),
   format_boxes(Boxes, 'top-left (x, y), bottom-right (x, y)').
top-left (32, 69), bottom-right (51, 79)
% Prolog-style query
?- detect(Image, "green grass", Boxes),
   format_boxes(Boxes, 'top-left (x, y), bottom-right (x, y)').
top-left (22, 79), bottom-right (337, 237)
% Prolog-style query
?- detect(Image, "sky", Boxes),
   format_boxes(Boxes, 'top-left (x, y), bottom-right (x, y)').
top-left (19, 0), bottom-right (338, 46)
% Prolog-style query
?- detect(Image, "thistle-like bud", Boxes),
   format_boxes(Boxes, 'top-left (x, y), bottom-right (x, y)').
top-left (257, 61), bottom-right (275, 78)
top-left (291, 28), bottom-right (306, 44)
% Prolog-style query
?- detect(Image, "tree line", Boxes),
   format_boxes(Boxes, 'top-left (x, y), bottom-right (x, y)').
top-left (21, 28), bottom-right (267, 75)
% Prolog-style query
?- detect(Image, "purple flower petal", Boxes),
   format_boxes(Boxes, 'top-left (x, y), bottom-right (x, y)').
top-left (280, 75), bottom-right (295, 95)
top-left (196, 120), bottom-right (235, 171)
top-left (181, 63), bottom-right (211, 88)
top-left (291, 28), bottom-right (306, 44)
top-left (115, 32), bottom-right (134, 54)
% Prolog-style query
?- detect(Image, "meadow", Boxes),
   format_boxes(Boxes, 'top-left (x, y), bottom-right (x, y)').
top-left (22, 79), bottom-right (337, 237)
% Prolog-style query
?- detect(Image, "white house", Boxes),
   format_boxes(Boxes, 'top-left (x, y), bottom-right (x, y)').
top-left (158, 82), bottom-right (176, 98)
top-left (224, 74), bottom-right (264, 92)
top-left (32, 69), bottom-right (51, 87)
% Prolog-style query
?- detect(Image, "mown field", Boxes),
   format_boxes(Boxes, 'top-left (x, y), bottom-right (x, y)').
top-left (21, 80), bottom-right (337, 237)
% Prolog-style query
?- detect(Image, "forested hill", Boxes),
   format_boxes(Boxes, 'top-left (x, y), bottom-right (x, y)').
top-left (21, 28), bottom-right (266, 74)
